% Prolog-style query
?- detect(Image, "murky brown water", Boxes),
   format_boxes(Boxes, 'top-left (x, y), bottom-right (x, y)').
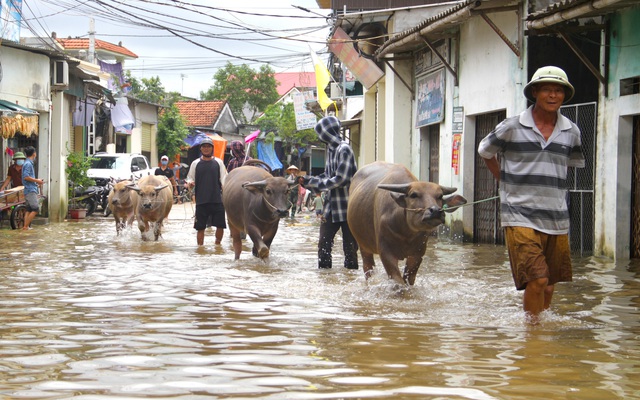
top-left (1, 204), bottom-right (639, 399)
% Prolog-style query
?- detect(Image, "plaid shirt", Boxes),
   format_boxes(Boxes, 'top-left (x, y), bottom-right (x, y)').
top-left (306, 116), bottom-right (357, 223)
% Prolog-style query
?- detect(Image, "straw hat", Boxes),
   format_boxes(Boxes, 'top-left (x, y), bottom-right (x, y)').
top-left (286, 165), bottom-right (299, 172)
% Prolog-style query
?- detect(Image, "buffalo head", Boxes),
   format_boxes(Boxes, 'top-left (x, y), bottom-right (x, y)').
top-left (243, 177), bottom-right (297, 218)
top-left (378, 182), bottom-right (467, 231)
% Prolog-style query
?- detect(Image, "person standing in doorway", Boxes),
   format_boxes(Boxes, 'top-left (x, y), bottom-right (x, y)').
top-left (155, 155), bottom-right (179, 200)
top-left (0, 151), bottom-right (26, 192)
top-left (186, 137), bottom-right (227, 245)
top-left (21, 146), bottom-right (45, 230)
top-left (477, 66), bottom-right (585, 323)
top-left (303, 116), bottom-right (359, 270)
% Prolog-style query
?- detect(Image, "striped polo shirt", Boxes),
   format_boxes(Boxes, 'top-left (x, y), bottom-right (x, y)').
top-left (478, 106), bottom-right (585, 234)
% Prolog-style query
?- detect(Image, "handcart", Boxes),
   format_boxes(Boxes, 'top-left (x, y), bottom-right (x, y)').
top-left (0, 186), bottom-right (45, 229)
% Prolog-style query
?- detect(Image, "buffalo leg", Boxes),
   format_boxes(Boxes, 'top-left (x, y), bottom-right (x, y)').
top-left (361, 252), bottom-right (375, 280)
top-left (403, 256), bottom-right (423, 285)
top-left (229, 226), bottom-right (243, 260)
top-left (247, 226), bottom-right (269, 259)
top-left (153, 220), bottom-right (163, 241)
top-left (379, 250), bottom-right (404, 285)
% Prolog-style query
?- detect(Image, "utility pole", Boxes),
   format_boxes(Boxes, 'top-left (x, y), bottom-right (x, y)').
top-left (88, 18), bottom-right (95, 64)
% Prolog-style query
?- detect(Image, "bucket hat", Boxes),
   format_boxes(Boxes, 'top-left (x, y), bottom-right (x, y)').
top-left (13, 151), bottom-right (26, 160)
top-left (524, 66), bottom-right (575, 103)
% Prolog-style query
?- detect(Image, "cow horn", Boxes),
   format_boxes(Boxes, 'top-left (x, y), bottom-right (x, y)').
top-left (155, 183), bottom-right (169, 191)
top-left (440, 186), bottom-right (458, 195)
top-left (243, 180), bottom-right (267, 190)
top-left (126, 183), bottom-right (140, 193)
top-left (377, 183), bottom-right (411, 194)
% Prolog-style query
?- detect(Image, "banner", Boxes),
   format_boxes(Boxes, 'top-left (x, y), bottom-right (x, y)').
top-left (309, 47), bottom-right (334, 111)
top-left (328, 27), bottom-right (384, 90)
top-left (293, 92), bottom-right (317, 130)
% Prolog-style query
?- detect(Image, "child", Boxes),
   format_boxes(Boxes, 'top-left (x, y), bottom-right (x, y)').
top-left (313, 192), bottom-right (324, 221)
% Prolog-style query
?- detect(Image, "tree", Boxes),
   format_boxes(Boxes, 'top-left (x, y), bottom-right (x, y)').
top-left (256, 102), bottom-right (317, 162)
top-left (157, 104), bottom-right (190, 160)
top-left (124, 71), bottom-right (182, 106)
top-left (200, 63), bottom-right (279, 124)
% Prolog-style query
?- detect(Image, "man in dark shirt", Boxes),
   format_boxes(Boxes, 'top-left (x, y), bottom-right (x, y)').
top-left (154, 155), bottom-right (179, 199)
top-left (186, 138), bottom-right (227, 246)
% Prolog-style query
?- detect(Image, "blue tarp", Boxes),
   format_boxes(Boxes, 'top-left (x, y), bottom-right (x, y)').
top-left (257, 141), bottom-right (283, 172)
top-left (184, 131), bottom-right (209, 147)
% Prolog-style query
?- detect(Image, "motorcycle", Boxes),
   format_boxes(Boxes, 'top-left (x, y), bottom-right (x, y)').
top-left (69, 183), bottom-right (107, 216)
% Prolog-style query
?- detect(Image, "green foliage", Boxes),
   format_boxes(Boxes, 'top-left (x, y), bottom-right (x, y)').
top-left (124, 71), bottom-right (185, 106)
top-left (157, 104), bottom-right (190, 160)
top-left (200, 62), bottom-right (279, 124)
top-left (66, 150), bottom-right (95, 201)
top-left (256, 102), bottom-right (317, 148)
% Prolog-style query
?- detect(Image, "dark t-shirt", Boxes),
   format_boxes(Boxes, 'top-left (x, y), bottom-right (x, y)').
top-left (155, 167), bottom-right (174, 180)
top-left (194, 158), bottom-right (222, 205)
top-left (6, 164), bottom-right (23, 188)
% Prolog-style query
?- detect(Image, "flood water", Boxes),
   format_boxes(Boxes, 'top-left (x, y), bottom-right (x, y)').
top-left (1, 203), bottom-right (639, 399)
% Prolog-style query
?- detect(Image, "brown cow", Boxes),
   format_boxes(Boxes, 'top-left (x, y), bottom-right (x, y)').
top-left (107, 180), bottom-right (138, 235)
top-left (347, 161), bottom-right (467, 285)
top-left (222, 165), bottom-right (296, 260)
top-left (128, 175), bottom-right (173, 241)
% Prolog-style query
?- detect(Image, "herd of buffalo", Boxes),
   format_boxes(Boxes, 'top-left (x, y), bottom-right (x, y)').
top-left (106, 161), bottom-right (467, 286)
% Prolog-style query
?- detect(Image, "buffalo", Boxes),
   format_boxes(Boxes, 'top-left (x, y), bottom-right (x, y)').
top-left (222, 165), bottom-right (296, 259)
top-left (347, 161), bottom-right (467, 285)
top-left (128, 175), bottom-right (173, 241)
top-left (107, 179), bottom-right (138, 235)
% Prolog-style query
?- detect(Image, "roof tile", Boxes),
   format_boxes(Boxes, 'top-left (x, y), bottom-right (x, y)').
top-left (57, 38), bottom-right (138, 58)
top-left (174, 100), bottom-right (226, 127)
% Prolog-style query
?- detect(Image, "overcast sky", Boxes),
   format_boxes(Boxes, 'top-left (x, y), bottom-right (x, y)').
top-left (19, 0), bottom-right (332, 98)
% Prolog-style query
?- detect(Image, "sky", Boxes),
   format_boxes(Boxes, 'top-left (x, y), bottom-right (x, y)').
top-left (17, 0), bottom-right (332, 99)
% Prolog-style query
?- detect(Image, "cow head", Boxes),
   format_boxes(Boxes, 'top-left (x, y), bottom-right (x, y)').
top-left (110, 180), bottom-right (133, 207)
top-left (377, 182), bottom-right (467, 231)
top-left (243, 177), bottom-right (297, 218)
top-left (128, 183), bottom-right (169, 209)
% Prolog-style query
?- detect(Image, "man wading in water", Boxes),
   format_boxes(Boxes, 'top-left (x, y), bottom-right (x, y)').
top-left (478, 66), bottom-right (585, 324)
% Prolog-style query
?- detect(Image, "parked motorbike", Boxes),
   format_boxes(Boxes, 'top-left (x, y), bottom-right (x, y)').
top-left (70, 184), bottom-right (107, 216)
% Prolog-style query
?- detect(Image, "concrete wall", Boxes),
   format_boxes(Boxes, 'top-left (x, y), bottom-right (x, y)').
top-left (596, 7), bottom-right (640, 259)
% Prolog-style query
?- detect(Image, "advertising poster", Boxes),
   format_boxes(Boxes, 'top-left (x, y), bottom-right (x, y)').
top-left (293, 91), bottom-right (317, 131)
top-left (416, 69), bottom-right (445, 128)
top-left (452, 133), bottom-right (462, 175)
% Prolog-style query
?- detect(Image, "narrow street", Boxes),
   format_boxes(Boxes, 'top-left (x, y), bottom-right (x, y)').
top-left (0, 206), bottom-right (639, 399)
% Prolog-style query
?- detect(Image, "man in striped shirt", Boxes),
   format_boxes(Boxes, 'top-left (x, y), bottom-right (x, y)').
top-left (478, 66), bottom-right (585, 323)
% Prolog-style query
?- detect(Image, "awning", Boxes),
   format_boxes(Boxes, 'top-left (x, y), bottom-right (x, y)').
top-left (0, 100), bottom-right (39, 115)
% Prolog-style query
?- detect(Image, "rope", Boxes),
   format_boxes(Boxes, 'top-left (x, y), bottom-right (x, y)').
top-left (404, 195), bottom-right (500, 212)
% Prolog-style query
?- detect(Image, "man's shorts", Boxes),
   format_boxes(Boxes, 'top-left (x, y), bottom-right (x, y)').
top-left (24, 192), bottom-right (39, 212)
top-left (504, 226), bottom-right (572, 290)
top-left (194, 203), bottom-right (226, 231)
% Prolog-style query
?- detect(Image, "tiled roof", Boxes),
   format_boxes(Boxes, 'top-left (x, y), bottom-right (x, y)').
top-left (274, 72), bottom-right (316, 96)
top-left (174, 100), bottom-right (226, 127)
top-left (56, 38), bottom-right (138, 58)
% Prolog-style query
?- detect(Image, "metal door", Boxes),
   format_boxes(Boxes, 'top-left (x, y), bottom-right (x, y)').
top-left (631, 116), bottom-right (640, 258)
top-left (561, 102), bottom-right (596, 256)
top-left (473, 110), bottom-right (505, 244)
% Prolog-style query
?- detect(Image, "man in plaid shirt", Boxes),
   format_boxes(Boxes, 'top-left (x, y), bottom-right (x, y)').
top-left (304, 116), bottom-right (359, 270)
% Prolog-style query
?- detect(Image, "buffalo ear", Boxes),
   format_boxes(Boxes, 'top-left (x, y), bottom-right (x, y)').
top-left (389, 192), bottom-right (408, 208)
top-left (443, 194), bottom-right (467, 213)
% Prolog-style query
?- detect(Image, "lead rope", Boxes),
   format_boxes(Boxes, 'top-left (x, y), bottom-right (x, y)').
top-left (404, 195), bottom-right (500, 213)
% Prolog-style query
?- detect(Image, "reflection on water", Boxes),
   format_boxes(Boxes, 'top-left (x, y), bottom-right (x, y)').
top-left (0, 208), bottom-right (639, 399)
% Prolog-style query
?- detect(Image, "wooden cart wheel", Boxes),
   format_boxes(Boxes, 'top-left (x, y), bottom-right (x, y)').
top-left (10, 204), bottom-right (27, 230)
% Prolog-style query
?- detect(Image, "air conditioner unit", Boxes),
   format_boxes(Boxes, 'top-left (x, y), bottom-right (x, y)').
top-left (52, 60), bottom-right (69, 86)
